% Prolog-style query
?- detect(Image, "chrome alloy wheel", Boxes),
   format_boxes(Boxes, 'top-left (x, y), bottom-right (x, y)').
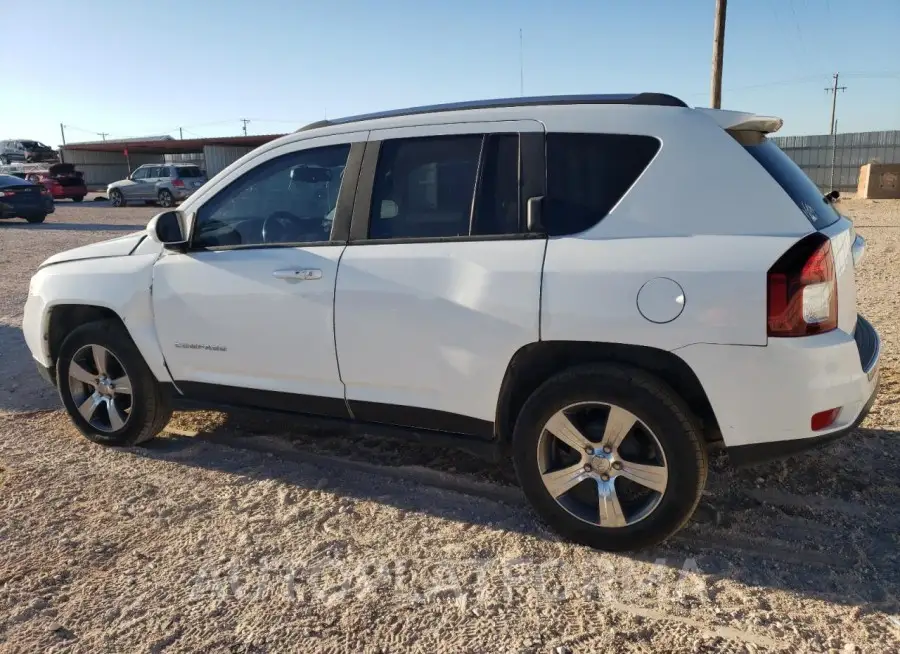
top-left (66, 344), bottom-right (133, 432)
top-left (537, 402), bottom-right (668, 528)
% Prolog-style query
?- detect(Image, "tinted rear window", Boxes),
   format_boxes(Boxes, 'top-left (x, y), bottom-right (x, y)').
top-left (176, 166), bottom-right (202, 178)
top-left (544, 133), bottom-right (660, 236)
top-left (742, 139), bottom-right (840, 229)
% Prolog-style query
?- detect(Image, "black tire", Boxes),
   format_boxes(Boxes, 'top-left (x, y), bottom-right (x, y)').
top-left (158, 189), bottom-right (174, 208)
top-left (0, 156), bottom-right (8, 165)
top-left (72, 196), bottom-right (84, 203)
top-left (512, 363), bottom-right (707, 551)
top-left (56, 320), bottom-right (172, 446)
top-left (109, 189), bottom-right (125, 207)
top-left (25, 214), bottom-right (46, 224)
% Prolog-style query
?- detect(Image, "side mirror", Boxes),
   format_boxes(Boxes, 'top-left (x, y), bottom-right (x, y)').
top-left (147, 211), bottom-right (188, 250)
top-left (526, 196), bottom-right (544, 233)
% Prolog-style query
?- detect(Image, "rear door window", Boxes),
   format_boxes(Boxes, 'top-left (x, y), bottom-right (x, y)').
top-left (544, 133), bottom-right (660, 236)
top-left (741, 138), bottom-right (840, 229)
top-left (177, 166), bottom-right (202, 178)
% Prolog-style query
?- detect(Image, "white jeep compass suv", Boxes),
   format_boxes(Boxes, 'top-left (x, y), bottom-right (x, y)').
top-left (22, 94), bottom-right (880, 551)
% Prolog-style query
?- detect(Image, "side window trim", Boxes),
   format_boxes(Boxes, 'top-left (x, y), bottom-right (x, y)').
top-left (185, 141), bottom-right (366, 252)
top-left (467, 135), bottom-right (489, 236)
top-left (348, 132), bottom-right (546, 245)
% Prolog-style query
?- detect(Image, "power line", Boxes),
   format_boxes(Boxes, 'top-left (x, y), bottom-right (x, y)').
top-left (687, 74), bottom-right (828, 98)
top-left (787, 0), bottom-right (808, 59)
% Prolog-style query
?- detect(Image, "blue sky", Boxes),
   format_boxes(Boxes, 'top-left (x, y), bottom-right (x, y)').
top-left (3, 0), bottom-right (898, 146)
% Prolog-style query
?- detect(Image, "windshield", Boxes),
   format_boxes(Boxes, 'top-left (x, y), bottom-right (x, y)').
top-left (176, 166), bottom-right (203, 178)
top-left (742, 138), bottom-right (840, 229)
top-left (21, 141), bottom-right (47, 149)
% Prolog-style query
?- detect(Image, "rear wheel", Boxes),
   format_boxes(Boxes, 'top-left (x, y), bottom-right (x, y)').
top-left (56, 320), bottom-right (172, 446)
top-left (109, 189), bottom-right (125, 207)
top-left (25, 214), bottom-right (46, 224)
top-left (158, 189), bottom-right (174, 208)
top-left (72, 196), bottom-right (84, 203)
top-left (512, 363), bottom-right (707, 551)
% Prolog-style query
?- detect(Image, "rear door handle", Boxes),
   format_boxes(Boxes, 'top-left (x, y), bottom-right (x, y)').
top-left (272, 268), bottom-right (322, 281)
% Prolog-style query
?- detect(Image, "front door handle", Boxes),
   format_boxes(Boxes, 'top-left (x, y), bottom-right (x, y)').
top-left (272, 268), bottom-right (322, 281)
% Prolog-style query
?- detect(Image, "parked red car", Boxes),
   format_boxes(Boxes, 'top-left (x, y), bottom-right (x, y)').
top-left (33, 163), bottom-right (87, 202)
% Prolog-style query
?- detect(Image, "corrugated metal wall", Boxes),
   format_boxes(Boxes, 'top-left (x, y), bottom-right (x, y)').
top-left (773, 130), bottom-right (900, 192)
top-left (59, 149), bottom-right (164, 186)
top-left (164, 152), bottom-right (206, 169)
top-left (203, 145), bottom-right (255, 178)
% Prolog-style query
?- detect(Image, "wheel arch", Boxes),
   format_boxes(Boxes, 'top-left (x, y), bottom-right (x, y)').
top-left (48, 304), bottom-right (123, 363)
top-left (494, 341), bottom-right (720, 445)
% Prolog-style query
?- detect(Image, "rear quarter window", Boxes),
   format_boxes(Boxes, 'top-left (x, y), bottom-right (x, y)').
top-left (544, 133), bottom-right (660, 236)
top-left (738, 136), bottom-right (840, 229)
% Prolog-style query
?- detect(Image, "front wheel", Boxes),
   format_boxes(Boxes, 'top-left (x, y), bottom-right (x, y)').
top-left (25, 214), bottom-right (46, 224)
top-left (157, 189), bottom-right (174, 208)
top-left (72, 196), bottom-right (84, 203)
top-left (109, 189), bottom-right (125, 207)
top-left (512, 363), bottom-right (707, 551)
top-left (56, 320), bottom-right (172, 446)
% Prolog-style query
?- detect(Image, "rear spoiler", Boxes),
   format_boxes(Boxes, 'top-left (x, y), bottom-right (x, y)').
top-left (694, 108), bottom-right (783, 134)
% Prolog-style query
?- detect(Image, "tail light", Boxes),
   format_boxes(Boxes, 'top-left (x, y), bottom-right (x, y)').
top-left (171, 179), bottom-right (185, 188)
top-left (767, 233), bottom-right (837, 337)
top-left (0, 190), bottom-right (14, 197)
top-left (40, 187), bottom-right (51, 196)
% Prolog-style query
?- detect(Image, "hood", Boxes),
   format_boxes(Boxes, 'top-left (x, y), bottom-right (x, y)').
top-left (40, 231), bottom-right (147, 268)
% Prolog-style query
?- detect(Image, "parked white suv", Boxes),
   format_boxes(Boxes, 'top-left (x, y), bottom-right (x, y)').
top-left (22, 94), bottom-right (880, 551)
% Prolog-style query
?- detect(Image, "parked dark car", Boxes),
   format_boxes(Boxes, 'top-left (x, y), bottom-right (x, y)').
top-left (0, 175), bottom-right (54, 223)
top-left (36, 163), bottom-right (87, 202)
top-left (0, 139), bottom-right (58, 164)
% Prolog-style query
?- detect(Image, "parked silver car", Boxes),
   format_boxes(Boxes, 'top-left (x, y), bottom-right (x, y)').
top-left (107, 164), bottom-right (207, 208)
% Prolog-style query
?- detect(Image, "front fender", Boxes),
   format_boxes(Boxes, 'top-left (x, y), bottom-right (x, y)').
top-left (24, 254), bottom-right (172, 384)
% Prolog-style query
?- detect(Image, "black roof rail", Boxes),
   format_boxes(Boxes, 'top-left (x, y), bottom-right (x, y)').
top-left (296, 92), bottom-right (688, 132)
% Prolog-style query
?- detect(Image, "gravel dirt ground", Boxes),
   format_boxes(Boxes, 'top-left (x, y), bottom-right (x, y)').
top-left (0, 199), bottom-right (899, 653)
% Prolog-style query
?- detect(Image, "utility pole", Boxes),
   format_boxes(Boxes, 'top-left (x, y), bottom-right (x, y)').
top-left (710, 0), bottom-right (727, 108)
top-left (240, 119), bottom-right (250, 136)
top-left (59, 123), bottom-right (66, 163)
top-left (179, 127), bottom-right (183, 140)
top-left (825, 72), bottom-right (847, 135)
top-left (98, 132), bottom-right (108, 141)
top-left (830, 118), bottom-right (839, 191)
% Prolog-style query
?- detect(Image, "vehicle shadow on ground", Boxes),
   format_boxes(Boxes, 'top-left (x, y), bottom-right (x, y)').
top-left (0, 324), bottom-right (60, 413)
top-left (0, 221), bottom-right (145, 232)
top-left (130, 406), bottom-right (900, 611)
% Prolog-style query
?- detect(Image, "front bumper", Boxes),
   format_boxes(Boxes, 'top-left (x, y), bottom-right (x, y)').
top-left (36, 360), bottom-right (56, 387)
top-left (676, 315), bottom-right (881, 465)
